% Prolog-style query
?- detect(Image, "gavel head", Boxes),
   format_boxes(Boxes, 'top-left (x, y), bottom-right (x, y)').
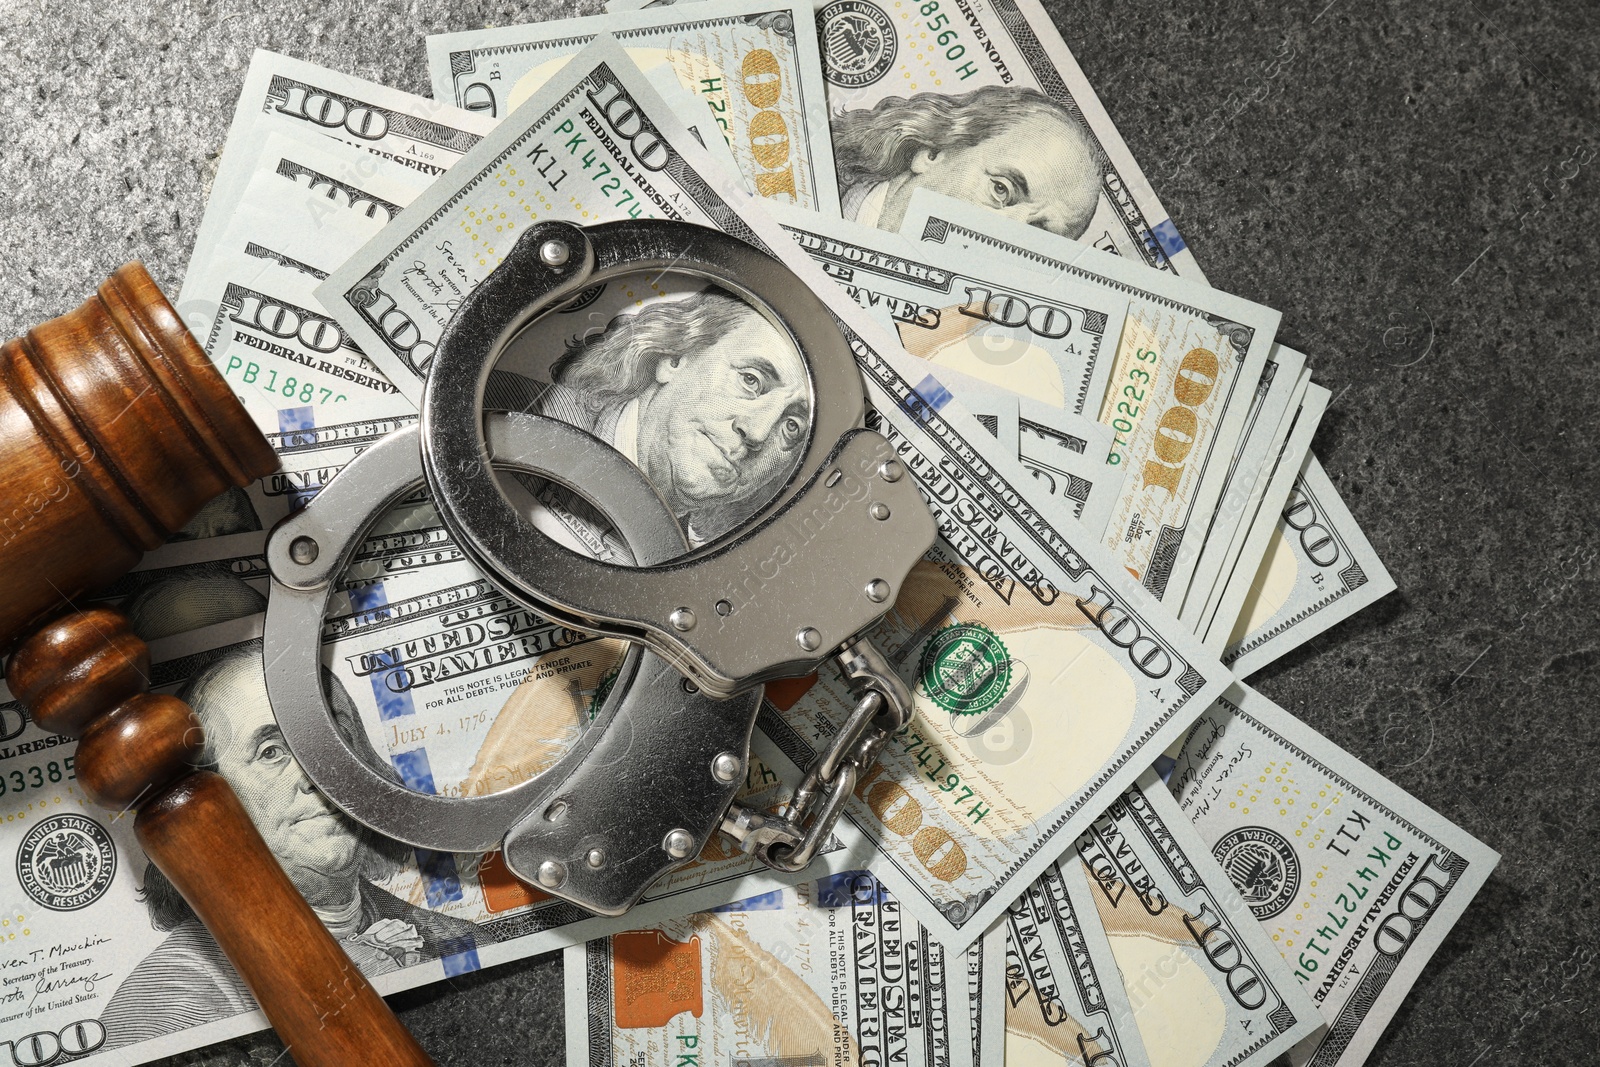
top-left (0, 263), bottom-right (278, 647)
top-left (8, 608), bottom-right (204, 810)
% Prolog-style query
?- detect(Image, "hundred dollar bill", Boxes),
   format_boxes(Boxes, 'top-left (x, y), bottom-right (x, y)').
top-left (564, 870), bottom-right (971, 1067)
top-left (612, 0), bottom-right (1203, 277)
top-left (1202, 384), bottom-right (1328, 656)
top-left (1066, 775), bottom-right (1324, 1067)
top-left (427, 0), bottom-right (838, 211)
top-left (322, 38), bottom-right (1233, 948)
top-left (1170, 684), bottom-right (1499, 1067)
top-left (0, 613), bottom-right (862, 1067)
top-left (1215, 452), bottom-right (1394, 675)
top-left (765, 201), bottom-right (1126, 416)
top-left (1003, 859), bottom-right (1153, 1067)
top-left (1189, 364), bottom-right (1311, 641)
top-left (1018, 395), bottom-right (1115, 464)
top-left (638, 60), bottom-right (751, 183)
top-left (184, 49), bottom-right (495, 297)
top-left (1177, 345), bottom-right (1306, 633)
top-left (903, 190), bottom-right (1280, 605)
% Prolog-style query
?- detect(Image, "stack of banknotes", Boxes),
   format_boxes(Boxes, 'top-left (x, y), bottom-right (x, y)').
top-left (0, 3), bottom-right (1497, 1066)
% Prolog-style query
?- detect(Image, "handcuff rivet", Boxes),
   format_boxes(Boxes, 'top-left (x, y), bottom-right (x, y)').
top-left (670, 607), bottom-right (696, 631)
top-left (713, 752), bottom-right (743, 783)
top-left (865, 579), bottom-right (890, 603)
top-left (536, 860), bottom-right (566, 888)
top-left (288, 536), bottom-right (319, 565)
top-left (870, 502), bottom-right (891, 521)
top-left (879, 459), bottom-right (905, 483)
top-left (539, 239), bottom-right (570, 267)
top-left (715, 599), bottom-right (733, 616)
top-left (586, 848), bottom-right (606, 870)
top-left (796, 627), bottom-right (822, 652)
top-left (664, 829), bottom-right (695, 859)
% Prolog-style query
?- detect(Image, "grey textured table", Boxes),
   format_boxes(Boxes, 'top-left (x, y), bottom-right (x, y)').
top-left (2, 0), bottom-right (1596, 1064)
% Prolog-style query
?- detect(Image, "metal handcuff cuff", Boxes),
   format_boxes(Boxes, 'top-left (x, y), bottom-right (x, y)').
top-left (263, 220), bottom-right (935, 915)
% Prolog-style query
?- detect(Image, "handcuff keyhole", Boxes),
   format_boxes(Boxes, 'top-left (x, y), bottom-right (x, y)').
top-left (715, 599), bottom-right (733, 617)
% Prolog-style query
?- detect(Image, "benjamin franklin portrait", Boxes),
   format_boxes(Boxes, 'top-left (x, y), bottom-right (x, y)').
top-left (831, 84), bottom-right (1105, 238)
top-left (97, 645), bottom-right (486, 1050)
top-left (529, 289), bottom-right (811, 547)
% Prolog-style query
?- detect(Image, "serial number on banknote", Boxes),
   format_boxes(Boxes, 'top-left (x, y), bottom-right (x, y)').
top-left (0, 759), bottom-right (77, 800)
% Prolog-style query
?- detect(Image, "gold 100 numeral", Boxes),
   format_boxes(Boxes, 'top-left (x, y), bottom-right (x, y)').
top-left (1141, 347), bottom-right (1220, 495)
top-left (740, 50), bottom-right (799, 200)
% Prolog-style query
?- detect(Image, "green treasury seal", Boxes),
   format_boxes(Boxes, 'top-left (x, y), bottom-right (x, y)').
top-left (919, 623), bottom-right (1013, 718)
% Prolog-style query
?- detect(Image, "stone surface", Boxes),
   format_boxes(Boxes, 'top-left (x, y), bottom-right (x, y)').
top-left (1, 0), bottom-right (1597, 1064)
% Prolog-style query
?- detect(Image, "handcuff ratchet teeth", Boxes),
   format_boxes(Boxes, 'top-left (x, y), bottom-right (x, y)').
top-left (264, 219), bottom-right (935, 914)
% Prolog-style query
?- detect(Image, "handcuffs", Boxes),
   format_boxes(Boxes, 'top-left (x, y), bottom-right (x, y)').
top-left (263, 220), bottom-right (935, 915)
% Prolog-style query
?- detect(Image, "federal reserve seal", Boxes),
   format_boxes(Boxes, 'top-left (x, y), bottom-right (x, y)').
top-left (818, 1), bottom-right (897, 87)
top-left (1213, 826), bottom-right (1300, 920)
top-left (919, 623), bottom-right (1013, 720)
top-left (17, 814), bottom-right (117, 912)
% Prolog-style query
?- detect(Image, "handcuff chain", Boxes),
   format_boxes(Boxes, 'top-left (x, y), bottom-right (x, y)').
top-left (718, 637), bottom-right (914, 873)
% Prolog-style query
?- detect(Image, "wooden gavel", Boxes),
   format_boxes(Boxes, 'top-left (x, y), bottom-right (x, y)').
top-left (0, 265), bottom-right (433, 1067)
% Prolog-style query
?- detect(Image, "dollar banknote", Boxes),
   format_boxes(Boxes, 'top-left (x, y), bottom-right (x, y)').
top-left (1003, 858), bottom-right (1153, 1067)
top-left (765, 201), bottom-right (1127, 417)
top-left (426, 0), bottom-right (840, 213)
top-left (319, 37), bottom-right (1233, 950)
top-left (1201, 384), bottom-right (1328, 655)
top-left (564, 870), bottom-right (971, 1067)
top-left (1178, 345), bottom-right (1307, 634)
top-left (902, 190), bottom-right (1280, 606)
top-left (1170, 684), bottom-right (1499, 1067)
top-left (1214, 452), bottom-right (1394, 675)
top-left (184, 49), bottom-right (495, 299)
top-left (0, 611), bottom-right (866, 1067)
top-left (1061, 775), bottom-right (1325, 1067)
top-left (609, 0), bottom-right (1204, 278)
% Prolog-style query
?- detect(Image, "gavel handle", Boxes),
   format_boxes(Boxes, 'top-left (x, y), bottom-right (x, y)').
top-left (7, 608), bottom-right (434, 1067)
top-left (138, 773), bottom-right (436, 1067)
